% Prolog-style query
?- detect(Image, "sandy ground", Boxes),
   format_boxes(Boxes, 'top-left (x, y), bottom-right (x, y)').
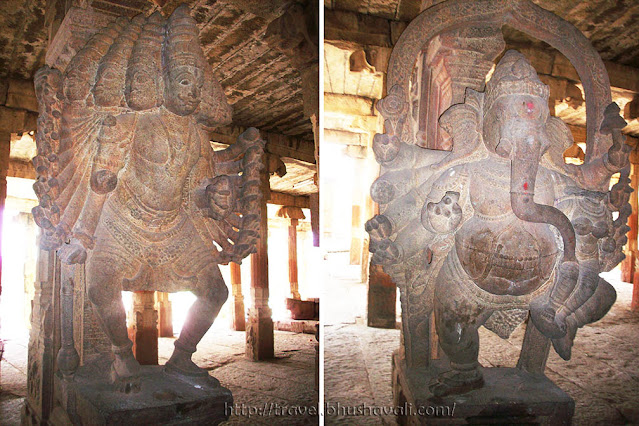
top-left (0, 328), bottom-right (318, 425)
top-left (324, 267), bottom-right (639, 425)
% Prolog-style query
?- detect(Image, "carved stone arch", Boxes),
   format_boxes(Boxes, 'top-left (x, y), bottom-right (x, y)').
top-left (385, 0), bottom-right (612, 162)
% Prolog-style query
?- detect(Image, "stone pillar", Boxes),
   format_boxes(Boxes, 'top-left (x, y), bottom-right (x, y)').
top-left (0, 132), bottom-right (9, 388)
top-left (246, 166), bottom-right (274, 360)
top-left (367, 264), bottom-right (396, 328)
top-left (0, 131), bottom-right (9, 302)
top-left (633, 264), bottom-right (639, 311)
top-left (265, 0), bottom-right (319, 244)
top-left (23, 250), bottom-right (58, 424)
top-left (350, 206), bottom-right (363, 265)
top-left (156, 292), bottom-right (173, 338)
top-left (309, 192), bottom-right (319, 248)
top-left (348, 155), bottom-right (366, 265)
top-left (288, 218), bottom-right (301, 300)
top-left (129, 291), bottom-right (158, 365)
top-left (631, 147), bottom-right (639, 311)
top-left (622, 148), bottom-right (639, 283)
top-left (230, 262), bottom-right (245, 331)
top-left (276, 206), bottom-right (306, 300)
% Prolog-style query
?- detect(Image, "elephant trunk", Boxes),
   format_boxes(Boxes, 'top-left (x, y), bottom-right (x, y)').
top-left (509, 134), bottom-right (579, 338)
top-left (509, 135), bottom-right (576, 262)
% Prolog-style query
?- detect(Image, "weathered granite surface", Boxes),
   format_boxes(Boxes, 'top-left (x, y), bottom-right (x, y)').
top-left (365, 0), bottom-right (634, 416)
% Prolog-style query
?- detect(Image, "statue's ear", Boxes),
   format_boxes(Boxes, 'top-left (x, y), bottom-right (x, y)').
top-left (547, 116), bottom-right (574, 151)
top-left (439, 102), bottom-right (480, 137)
top-left (542, 116), bottom-right (577, 171)
top-left (464, 88), bottom-right (484, 115)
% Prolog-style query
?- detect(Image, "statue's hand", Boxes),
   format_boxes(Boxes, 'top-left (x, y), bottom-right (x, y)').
top-left (371, 239), bottom-right (403, 265)
top-left (41, 231), bottom-right (64, 251)
top-left (366, 215), bottom-right (402, 265)
top-left (365, 215), bottom-right (393, 250)
top-left (372, 133), bottom-right (401, 164)
top-left (609, 176), bottom-right (633, 209)
top-left (530, 261), bottom-right (578, 339)
top-left (422, 191), bottom-right (462, 234)
top-left (607, 138), bottom-right (632, 170)
top-left (238, 127), bottom-right (265, 152)
top-left (602, 102), bottom-right (631, 170)
top-left (58, 239), bottom-right (88, 264)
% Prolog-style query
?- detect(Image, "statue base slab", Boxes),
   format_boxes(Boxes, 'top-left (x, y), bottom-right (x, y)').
top-left (55, 355), bottom-right (232, 425)
top-left (392, 351), bottom-right (574, 425)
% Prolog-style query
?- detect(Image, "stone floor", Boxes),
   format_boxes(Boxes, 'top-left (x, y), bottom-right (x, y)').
top-left (324, 269), bottom-right (639, 425)
top-left (0, 328), bottom-right (318, 425)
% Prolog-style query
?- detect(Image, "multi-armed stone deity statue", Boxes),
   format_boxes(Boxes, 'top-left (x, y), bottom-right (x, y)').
top-left (366, 0), bottom-right (632, 408)
top-left (31, 5), bottom-right (264, 392)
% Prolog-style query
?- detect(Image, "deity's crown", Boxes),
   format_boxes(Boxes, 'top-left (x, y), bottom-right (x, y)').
top-left (128, 12), bottom-right (164, 71)
top-left (164, 4), bottom-right (207, 71)
top-left (484, 50), bottom-right (549, 113)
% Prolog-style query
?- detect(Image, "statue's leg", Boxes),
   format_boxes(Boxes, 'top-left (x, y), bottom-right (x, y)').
top-left (430, 279), bottom-right (492, 397)
top-left (86, 252), bottom-right (141, 392)
top-left (552, 277), bottom-right (616, 360)
top-left (166, 262), bottom-right (228, 377)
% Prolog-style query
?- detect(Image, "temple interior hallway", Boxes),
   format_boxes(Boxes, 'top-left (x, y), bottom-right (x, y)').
top-left (324, 270), bottom-right (639, 425)
top-left (0, 329), bottom-right (318, 425)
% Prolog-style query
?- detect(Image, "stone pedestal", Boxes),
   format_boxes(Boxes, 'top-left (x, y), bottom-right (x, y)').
top-left (55, 356), bottom-right (232, 425)
top-left (285, 298), bottom-right (318, 320)
top-left (392, 351), bottom-right (574, 425)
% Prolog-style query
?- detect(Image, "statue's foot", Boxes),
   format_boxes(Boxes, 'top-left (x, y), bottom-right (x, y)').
top-left (165, 347), bottom-right (209, 378)
top-left (110, 351), bottom-right (141, 394)
top-left (552, 318), bottom-right (578, 361)
top-left (529, 300), bottom-right (567, 339)
top-left (429, 367), bottom-right (483, 397)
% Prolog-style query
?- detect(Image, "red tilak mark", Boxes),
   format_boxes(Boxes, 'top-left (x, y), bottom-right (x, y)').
top-left (526, 102), bottom-right (534, 113)
top-left (523, 182), bottom-right (529, 190)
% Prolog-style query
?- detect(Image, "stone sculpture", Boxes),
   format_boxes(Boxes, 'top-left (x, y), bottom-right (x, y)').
top-left (31, 5), bottom-right (264, 391)
top-left (366, 0), bottom-right (632, 401)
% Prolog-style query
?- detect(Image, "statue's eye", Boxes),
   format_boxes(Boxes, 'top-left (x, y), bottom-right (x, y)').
top-left (180, 79), bottom-right (190, 86)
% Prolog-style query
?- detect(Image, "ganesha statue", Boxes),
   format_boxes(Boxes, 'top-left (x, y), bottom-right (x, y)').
top-left (367, 48), bottom-right (632, 397)
top-left (31, 5), bottom-right (264, 391)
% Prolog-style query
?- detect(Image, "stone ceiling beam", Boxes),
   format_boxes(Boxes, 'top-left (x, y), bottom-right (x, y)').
top-left (326, 14), bottom-right (639, 95)
top-left (324, 129), bottom-right (370, 146)
top-left (269, 192), bottom-right (310, 209)
top-left (325, 9), bottom-right (405, 49)
top-left (509, 44), bottom-right (639, 94)
top-left (8, 159), bottom-right (36, 180)
top-left (0, 107), bottom-right (38, 134)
